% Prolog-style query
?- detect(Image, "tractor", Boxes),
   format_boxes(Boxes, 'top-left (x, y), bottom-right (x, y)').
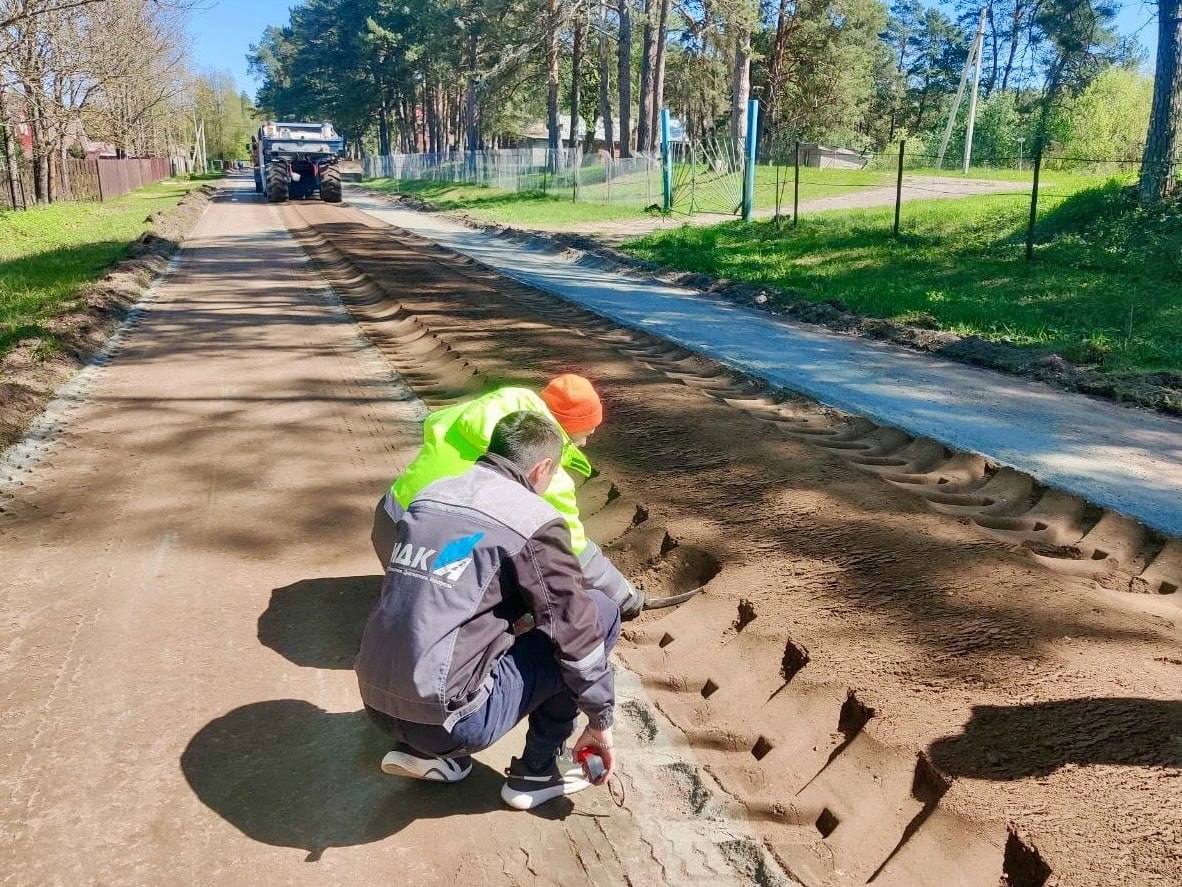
top-left (252, 121), bottom-right (344, 204)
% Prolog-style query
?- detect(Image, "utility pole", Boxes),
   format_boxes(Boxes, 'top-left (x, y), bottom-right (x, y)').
top-left (961, 8), bottom-right (987, 173)
top-left (936, 8), bottom-right (986, 170)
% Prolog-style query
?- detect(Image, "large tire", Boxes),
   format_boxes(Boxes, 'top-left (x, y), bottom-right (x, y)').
top-left (266, 160), bottom-right (289, 203)
top-left (320, 165), bottom-right (342, 203)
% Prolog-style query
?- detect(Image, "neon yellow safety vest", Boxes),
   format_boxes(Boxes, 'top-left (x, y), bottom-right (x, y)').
top-left (391, 388), bottom-right (594, 554)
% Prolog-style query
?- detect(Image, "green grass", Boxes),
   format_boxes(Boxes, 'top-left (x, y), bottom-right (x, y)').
top-left (364, 178), bottom-right (642, 226)
top-left (622, 174), bottom-right (1182, 375)
top-left (0, 179), bottom-right (206, 359)
top-left (366, 168), bottom-right (913, 224)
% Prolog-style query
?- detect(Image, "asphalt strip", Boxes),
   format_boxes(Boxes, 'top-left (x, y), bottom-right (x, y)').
top-left (346, 188), bottom-right (1182, 539)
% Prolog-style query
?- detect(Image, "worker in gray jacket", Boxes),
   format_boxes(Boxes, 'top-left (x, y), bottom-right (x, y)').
top-left (355, 410), bottom-right (620, 810)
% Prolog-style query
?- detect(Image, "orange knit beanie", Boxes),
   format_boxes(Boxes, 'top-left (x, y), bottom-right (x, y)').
top-left (540, 374), bottom-right (603, 435)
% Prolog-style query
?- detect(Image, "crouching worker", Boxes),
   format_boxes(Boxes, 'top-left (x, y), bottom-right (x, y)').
top-left (356, 411), bottom-right (620, 810)
top-left (370, 374), bottom-right (644, 618)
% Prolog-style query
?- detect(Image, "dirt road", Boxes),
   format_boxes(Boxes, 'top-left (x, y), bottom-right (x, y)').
top-left (4, 177), bottom-right (1180, 886)
top-left (0, 181), bottom-right (780, 885)
top-left (277, 196), bottom-right (1182, 887)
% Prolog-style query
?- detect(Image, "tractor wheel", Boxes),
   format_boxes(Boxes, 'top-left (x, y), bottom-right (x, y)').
top-left (320, 165), bottom-right (342, 203)
top-left (266, 160), bottom-right (289, 203)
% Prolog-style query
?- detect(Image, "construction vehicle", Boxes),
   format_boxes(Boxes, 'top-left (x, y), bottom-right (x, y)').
top-left (252, 121), bottom-right (344, 204)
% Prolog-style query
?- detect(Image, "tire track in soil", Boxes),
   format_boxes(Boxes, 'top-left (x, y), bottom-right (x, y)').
top-left (281, 201), bottom-right (1182, 887)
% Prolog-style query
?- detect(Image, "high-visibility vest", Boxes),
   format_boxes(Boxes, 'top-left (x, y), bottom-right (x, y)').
top-left (391, 387), bottom-right (593, 553)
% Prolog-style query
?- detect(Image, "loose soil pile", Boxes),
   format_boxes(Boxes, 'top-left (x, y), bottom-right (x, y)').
top-left (283, 200), bottom-right (1182, 887)
top-left (0, 185), bottom-right (214, 450)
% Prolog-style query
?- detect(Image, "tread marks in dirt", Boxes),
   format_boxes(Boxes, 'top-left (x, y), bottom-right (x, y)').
top-left (372, 225), bottom-right (1180, 601)
top-left (280, 204), bottom-right (1180, 887)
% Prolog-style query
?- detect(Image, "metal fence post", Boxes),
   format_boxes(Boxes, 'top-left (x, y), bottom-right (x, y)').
top-left (741, 99), bottom-right (759, 222)
top-left (893, 139), bottom-right (905, 237)
top-left (661, 108), bottom-right (672, 212)
top-left (793, 141), bottom-right (800, 226)
top-left (1025, 147), bottom-right (1043, 262)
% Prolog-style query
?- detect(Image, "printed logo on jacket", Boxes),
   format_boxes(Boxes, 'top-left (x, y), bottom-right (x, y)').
top-left (388, 532), bottom-right (484, 585)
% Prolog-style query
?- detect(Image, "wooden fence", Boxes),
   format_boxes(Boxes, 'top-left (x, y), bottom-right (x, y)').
top-left (1, 156), bottom-right (172, 209)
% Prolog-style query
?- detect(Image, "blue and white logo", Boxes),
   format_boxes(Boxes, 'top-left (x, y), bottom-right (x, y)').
top-left (432, 532), bottom-right (484, 581)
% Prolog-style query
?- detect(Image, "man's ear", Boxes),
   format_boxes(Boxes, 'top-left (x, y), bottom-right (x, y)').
top-left (528, 457), bottom-right (556, 493)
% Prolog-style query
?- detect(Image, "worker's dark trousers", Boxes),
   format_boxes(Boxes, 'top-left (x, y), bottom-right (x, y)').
top-left (366, 588), bottom-right (621, 768)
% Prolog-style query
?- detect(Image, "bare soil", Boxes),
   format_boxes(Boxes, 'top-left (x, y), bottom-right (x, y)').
top-left (282, 199), bottom-right (1182, 887)
top-left (0, 185), bottom-right (790, 886)
top-left (0, 185), bottom-right (213, 450)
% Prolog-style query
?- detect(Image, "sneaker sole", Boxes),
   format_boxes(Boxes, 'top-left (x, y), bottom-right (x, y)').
top-left (500, 774), bottom-right (592, 810)
top-left (381, 752), bottom-right (472, 783)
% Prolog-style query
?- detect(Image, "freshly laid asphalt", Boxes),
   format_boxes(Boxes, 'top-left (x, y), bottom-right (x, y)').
top-left (347, 189), bottom-right (1182, 538)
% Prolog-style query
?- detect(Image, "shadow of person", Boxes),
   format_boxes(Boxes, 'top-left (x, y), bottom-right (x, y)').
top-left (258, 576), bottom-right (382, 669)
top-left (928, 697), bottom-right (1182, 781)
top-left (181, 700), bottom-right (507, 860)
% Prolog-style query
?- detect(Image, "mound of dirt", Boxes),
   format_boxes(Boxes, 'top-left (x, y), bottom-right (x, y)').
top-left (0, 185), bottom-right (214, 451)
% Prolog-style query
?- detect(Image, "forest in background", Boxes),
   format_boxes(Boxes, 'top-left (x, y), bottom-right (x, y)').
top-left (248, 0), bottom-right (1149, 169)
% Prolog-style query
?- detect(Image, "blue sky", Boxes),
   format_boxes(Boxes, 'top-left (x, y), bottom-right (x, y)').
top-left (190, 0), bottom-right (1161, 100)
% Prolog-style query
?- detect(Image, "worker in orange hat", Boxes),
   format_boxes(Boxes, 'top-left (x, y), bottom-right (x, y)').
top-left (371, 374), bottom-right (644, 617)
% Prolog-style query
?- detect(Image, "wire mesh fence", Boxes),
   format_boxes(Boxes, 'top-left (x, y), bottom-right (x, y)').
top-left (364, 148), bottom-right (669, 211)
top-left (362, 137), bottom-right (1167, 261)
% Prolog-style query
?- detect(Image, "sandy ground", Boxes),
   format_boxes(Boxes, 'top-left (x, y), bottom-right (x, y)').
top-left (0, 180), bottom-right (784, 886)
top-left (276, 195), bottom-right (1182, 887)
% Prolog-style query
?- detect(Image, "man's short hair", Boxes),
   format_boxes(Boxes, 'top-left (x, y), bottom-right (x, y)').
top-left (488, 411), bottom-right (563, 473)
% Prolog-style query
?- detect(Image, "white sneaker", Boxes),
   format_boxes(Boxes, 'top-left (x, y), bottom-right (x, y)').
top-left (381, 743), bottom-right (473, 783)
top-left (500, 756), bottom-right (591, 810)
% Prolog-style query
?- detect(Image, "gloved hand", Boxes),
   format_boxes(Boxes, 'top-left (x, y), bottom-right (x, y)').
top-left (619, 580), bottom-right (645, 621)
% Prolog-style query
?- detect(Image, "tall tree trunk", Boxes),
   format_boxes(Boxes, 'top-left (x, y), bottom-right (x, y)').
top-left (617, 0), bottom-right (633, 157)
top-left (425, 81), bottom-right (437, 154)
top-left (466, 32), bottom-right (480, 153)
top-left (597, 0), bottom-right (615, 158)
top-left (1001, 0), bottom-right (1023, 92)
top-left (546, 0), bottom-right (560, 160)
top-left (761, 0), bottom-right (792, 151)
top-left (729, 22), bottom-right (752, 146)
top-left (637, 0), bottom-right (655, 151)
top-left (649, 0), bottom-right (669, 150)
top-left (570, 7), bottom-right (585, 150)
top-left (986, 1), bottom-right (999, 95)
top-left (378, 102), bottom-right (390, 156)
top-left (1140, 0), bottom-right (1182, 204)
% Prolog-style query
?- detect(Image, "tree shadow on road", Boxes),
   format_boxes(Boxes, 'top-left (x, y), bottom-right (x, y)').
top-left (181, 699), bottom-right (512, 859)
top-left (258, 576), bottom-right (382, 669)
top-left (928, 697), bottom-right (1182, 780)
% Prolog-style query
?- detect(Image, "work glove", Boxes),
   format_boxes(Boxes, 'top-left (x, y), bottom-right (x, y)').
top-left (619, 579), bottom-right (645, 621)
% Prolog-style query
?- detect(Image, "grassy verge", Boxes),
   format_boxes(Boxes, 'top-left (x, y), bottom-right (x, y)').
top-left (0, 179), bottom-right (207, 360)
top-left (364, 170), bottom-right (914, 225)
top-left (622, 174), bottom-right (1181, 375)
top-left (363, 179), bottom-right (642, 226)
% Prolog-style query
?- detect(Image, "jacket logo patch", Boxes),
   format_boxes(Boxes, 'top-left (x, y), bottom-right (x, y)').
top-left (432, 532), bottom-right (484, 581)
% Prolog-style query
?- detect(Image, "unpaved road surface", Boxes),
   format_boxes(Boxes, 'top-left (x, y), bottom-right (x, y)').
top-left (0, 179), bottom-right (779, 886)
top-left (4, 176), bottom-right (1181, 887)
top-left (279, 195), bottom-right (1182, 887)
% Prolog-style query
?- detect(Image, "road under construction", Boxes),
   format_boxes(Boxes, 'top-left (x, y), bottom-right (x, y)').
top-left (1, 175), bottom-right (1179, 886)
